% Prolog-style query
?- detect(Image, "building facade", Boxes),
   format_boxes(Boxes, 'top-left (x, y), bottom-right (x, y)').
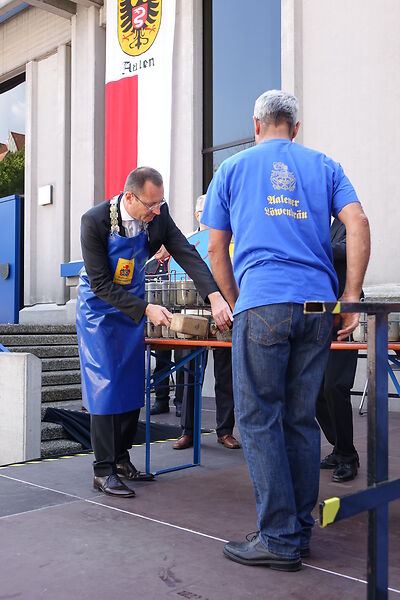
top-left (0, 0), bottom-right (399, 319)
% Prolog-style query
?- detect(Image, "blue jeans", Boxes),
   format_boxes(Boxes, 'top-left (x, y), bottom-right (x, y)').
top-left (232, 303), bottom-right (333, 559)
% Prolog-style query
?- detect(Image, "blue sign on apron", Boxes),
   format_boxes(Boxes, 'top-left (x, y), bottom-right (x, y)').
top-left (76, 226), bottom-right (149, 415)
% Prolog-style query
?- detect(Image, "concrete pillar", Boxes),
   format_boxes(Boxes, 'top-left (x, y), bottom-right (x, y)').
top-left (24, 60), bottom-right (39, 306)
top-left (56, 43), bottom-right (72, 305)
top-left (169, 0), bottom-right (203, 234)
top-left (70, 5), bottom-right (105, 262)
top-left (23, 49), bottom-right (72, 308)
top-left (281, 0), bottom-right (303, 144)
top-left (0, 353), bottom-right (42, 465)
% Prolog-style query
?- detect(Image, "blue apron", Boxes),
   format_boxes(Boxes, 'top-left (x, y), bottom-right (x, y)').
top-left (76, 214), bottom-right (149, 415)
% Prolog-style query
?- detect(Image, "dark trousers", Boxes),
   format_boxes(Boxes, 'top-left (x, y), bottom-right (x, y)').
top-left (153, 350), bottom-right (172, 404)
top-left (181, 347), bottom-right (235, 437)
top-left (153, 349), bottom-right (184, 407)
top-left (90, 409), bottom-right (140, 476)
top-left (316, 347), bottom-right (358, 460)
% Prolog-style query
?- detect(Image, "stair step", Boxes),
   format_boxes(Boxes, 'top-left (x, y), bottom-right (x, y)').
top-left (11, 345), bottom-right (79, 358)
top-left (41, 357), bottom-right (81, 371)
top-left (41, 439), bottom-right (86, 458)
top-left (41, 421), bottom-right (66, 441)
top-left (0, 334), bottom-right (77, 347)
top-left (41, 400), bottom-right (84, 419)
top-left (42, 370), bottom-right (81, 386)
top-left (42, 384), bottom-right (82, 403)
top-left (0, 324), bottom-right (76, 335)
top-left (2, 325), bottom-right (88, 459)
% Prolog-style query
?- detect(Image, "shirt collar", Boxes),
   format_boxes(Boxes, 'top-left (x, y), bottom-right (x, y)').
top-left (120, 194), bottom-right (137, 223)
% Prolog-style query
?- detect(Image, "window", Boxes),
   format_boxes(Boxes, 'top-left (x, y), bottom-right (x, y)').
top-left (0, 73), bottom-right (26, 144)
top-left (203, 0), bottom-right (281, 188)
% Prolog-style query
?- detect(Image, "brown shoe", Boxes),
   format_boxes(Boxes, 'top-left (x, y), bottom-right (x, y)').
top-left (218, 434), bottom-right (241, 449)
top-left (173, 434), bottom-right (193, 450)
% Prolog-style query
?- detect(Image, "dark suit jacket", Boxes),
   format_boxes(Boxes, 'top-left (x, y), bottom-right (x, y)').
top-left (330, 218), bottom-right (347, 298)
top-left (80, 195), bottom-right (219, 323)
top-left (330, 218), bottom-right (364, 300)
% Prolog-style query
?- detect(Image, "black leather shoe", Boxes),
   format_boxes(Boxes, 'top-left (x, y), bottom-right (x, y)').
top-left (116, 461), bottom-right (155, 481)
top-left (93, 474), bottom-right (135, 497)
top-left (150, 402), bottom-right (170, 415)
top-left (223, 535), bottom-right (301, 571)
top-left (320, 452), bottom-right (339, 469)
top-left (332, 460), bottom-right (358, 482)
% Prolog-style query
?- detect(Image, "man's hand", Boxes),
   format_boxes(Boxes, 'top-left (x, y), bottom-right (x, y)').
top-left (335, 203), bottom-right (370, 342)
top-left (154, 245), bottom-right (170, 261)
top-left (145, 304), bottom-right (173, 327)
top-left (208, 291), bottom-right (233, 332)
top-left (336, 295), bottom-right (360, 341)
top-left (337, 313), bottom-right (360, 341)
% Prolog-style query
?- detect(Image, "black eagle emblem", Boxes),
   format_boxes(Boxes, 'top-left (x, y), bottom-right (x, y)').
top-left (120, 0), bottom-right (160, 51)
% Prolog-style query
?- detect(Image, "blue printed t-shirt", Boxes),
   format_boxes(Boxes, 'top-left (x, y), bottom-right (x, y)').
top-left (201, 139), bottom-right (359, 316)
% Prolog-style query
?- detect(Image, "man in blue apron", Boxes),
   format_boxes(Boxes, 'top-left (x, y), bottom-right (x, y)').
top-left (77, 167), bottom-right (232, 497)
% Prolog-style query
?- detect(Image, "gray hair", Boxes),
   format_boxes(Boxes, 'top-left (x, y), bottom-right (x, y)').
top-left (195, 194), bottom-right (206, 212)
top-left (124, 166), bottom-right (163, 193)
top-left (254, 90), bottom-right (299, 132)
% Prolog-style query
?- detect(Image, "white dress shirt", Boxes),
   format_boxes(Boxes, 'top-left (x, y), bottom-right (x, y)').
top-left (120, 196), bottom-right (143, 238)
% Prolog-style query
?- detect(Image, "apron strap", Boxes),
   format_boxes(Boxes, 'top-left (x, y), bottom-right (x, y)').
top-left (110, 196), bottom-right (120, 236)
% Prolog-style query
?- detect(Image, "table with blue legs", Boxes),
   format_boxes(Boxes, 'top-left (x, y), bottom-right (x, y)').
top-left (144, 338), bottom-right (231, 476)
top-left (144, 339), bottom-right (400, 476)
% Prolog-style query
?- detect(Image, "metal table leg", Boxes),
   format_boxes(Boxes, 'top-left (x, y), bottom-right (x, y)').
top-left (367, 313), bottom-right (389, 599)
top-left (145, 345), bottom-right (152, 474)
top-left (145, 345), bottom-right (208, 475)
top-left (359, 377), bottom-right (369, 415)
top-left (193, 348), bottom-right (207, 466)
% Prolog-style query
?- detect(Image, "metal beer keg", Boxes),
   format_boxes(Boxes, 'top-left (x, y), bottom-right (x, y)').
top-left (176, 280), bottom-right (196, 306)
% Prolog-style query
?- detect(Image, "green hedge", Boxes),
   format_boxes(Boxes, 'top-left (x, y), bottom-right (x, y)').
top-left (0, 148), bottom-right (24, 197)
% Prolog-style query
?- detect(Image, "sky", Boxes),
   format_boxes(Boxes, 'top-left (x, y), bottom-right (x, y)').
top-left (0, 82), bottom-right (25, 143)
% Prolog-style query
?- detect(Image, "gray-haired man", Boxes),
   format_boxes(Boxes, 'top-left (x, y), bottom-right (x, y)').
top-left (202, 90), bottom-right (370, 570)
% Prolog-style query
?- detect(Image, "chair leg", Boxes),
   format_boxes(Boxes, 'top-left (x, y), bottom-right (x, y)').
top-left (387, 361), bottom-right (400, 398)
top-left (359, 377), bottom-right (368, 415)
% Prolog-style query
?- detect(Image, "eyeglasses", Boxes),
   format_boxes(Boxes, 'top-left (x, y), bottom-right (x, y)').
top-left (132, 192), bottom-right (165, 213)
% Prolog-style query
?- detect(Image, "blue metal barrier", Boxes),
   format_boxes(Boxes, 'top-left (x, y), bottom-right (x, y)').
top-left (0, 195), bottom-right (21, 324)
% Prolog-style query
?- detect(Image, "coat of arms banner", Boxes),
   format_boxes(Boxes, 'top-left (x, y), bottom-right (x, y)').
top-left (105, 0), bottom-right (176, 199)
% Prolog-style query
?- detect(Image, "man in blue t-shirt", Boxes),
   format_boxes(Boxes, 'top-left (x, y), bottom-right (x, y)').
top-left (201, 89), bottom-right (370, 572)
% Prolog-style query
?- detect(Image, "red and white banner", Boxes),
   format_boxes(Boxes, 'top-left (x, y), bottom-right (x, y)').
top-left (105, 0), bottom-right (176, 199)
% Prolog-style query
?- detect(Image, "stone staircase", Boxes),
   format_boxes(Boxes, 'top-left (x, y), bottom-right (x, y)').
top-left (0, 324), bottom-right (86, 457)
